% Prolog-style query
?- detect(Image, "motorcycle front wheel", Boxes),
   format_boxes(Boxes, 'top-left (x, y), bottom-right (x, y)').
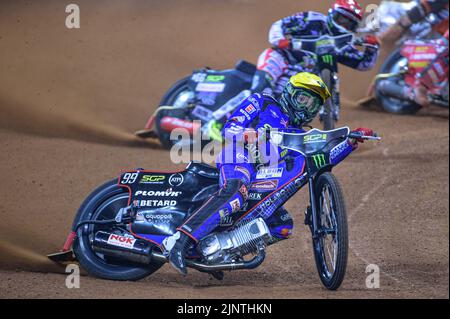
top-left (312, 172), bottom-right (348, 290)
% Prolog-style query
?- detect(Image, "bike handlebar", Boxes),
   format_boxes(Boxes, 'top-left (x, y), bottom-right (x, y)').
top-left (347, 131), bottom-right (381, 141)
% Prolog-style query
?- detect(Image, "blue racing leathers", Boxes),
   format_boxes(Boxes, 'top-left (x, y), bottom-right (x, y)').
top-left (253, 11), bottom-right (379, 95)
top-left (177, 93), bottom-right (300, 242)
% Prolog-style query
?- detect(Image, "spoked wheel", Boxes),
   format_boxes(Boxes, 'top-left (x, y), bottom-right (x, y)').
top-left (72, 180), bottom-right (164, 281)
top-left (312, 172), bottom-right (348, 290)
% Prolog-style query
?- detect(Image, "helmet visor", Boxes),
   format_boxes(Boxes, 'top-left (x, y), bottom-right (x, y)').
top-left (293, 91), bottom-right (321, 113)
top-left (331, 10), bottom-right (359, 32)
top-left (292, 90), bottom-right (322, 123)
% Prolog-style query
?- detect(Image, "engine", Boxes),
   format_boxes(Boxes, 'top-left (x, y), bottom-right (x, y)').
top-left (197, 218), bottom-right (271, 264)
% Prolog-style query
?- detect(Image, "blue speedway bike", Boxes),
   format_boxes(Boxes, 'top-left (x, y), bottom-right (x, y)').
top-left (49, 127), bottom-right (379, 290)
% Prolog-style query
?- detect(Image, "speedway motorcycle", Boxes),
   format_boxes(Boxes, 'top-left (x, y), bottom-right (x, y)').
top-left (359, 0), bottom-right (449, 113)
top-left (48, 127), bottom-right (380, 290)
top-left (135, 60), bottom-right (256, 149)
top-left (135, 34), bottom-right (365, 149)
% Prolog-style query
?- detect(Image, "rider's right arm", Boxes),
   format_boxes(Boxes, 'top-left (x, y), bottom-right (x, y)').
top-left (268, 19), bottom-right (290, 49)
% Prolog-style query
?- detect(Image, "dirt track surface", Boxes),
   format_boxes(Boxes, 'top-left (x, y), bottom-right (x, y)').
top-left (0, 0), bottom-right (448, 298)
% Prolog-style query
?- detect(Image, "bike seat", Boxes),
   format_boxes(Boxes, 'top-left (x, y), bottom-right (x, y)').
top-left (186, 161), bottom-right (219, 179)
top-left (235, 60), bottom-right (256, 75)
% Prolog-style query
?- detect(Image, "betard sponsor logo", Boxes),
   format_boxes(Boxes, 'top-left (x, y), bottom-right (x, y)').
top-left (139, 200), bottom-right (177, 207)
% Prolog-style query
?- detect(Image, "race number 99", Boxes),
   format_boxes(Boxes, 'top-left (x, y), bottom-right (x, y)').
top-left (121, 173), bottom-right (138, 184)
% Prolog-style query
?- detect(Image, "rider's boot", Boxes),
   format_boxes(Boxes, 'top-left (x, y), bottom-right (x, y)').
top-left (168, 231), bottom-right (194, 275)
top-left (266, 207), bottom-right (294, 245)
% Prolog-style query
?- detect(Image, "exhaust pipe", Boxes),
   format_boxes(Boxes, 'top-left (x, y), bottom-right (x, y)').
top-left (92, 231), bottom-right (155, 265)
top-left (377, 79), bottom-right (412, 102)
top-left (92, 231), bottom-right (266, 271)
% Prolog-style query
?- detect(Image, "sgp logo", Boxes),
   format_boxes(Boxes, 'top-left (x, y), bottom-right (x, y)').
top-left (140, 175), bottom-right (165, 183)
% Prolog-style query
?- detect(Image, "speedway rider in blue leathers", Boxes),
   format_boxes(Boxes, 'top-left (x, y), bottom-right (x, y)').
top-left (252, 0), bottom-right (380, 107)
top-left (167, 72), bottom-right (373, 275)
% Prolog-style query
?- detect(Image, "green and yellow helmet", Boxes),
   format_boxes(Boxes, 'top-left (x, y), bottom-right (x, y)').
top-left (280, 72), bottom-right (331, 126)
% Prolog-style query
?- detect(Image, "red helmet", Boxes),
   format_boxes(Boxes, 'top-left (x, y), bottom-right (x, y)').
top-left (328, 0), bottom-right (363, 34)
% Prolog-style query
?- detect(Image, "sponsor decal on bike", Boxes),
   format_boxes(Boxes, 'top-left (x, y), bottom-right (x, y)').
top-left (192, 104), bottom-right (214, 120)
top-left (169, 173), bottom-right (184, 187)
top-left (219, 208), bottom-right (230, 218)
top-left (161, 117), bottom-right (194, 129)
top-left (256, 167), bottom-right (283, 179)
top-left (250, 180), bottom-right (278, 191)
top-left (234, 166), bottom-right (251, 180)
top-left (330, 141), bottom-right (348, 162)
top-left (249, 193), bottom-right (262, 200)
top-left (219, 208), bottom-right (233, 226)
top-left (411, 53), bottom-right (437, 60)
top-left (144, 213), bottom-right (173, 223)
top-left (107, 234), bottom-right (136, 249)
top-left (134, 189), bottom-right (182, 197)
top-left (140, 175), bottom-right (166, 184)
top-left (205, 75), bottom-right (225, 82)
top-left (230, 198), bottom-right (241, 213)
top-left (322, 54), bottom-right (334, 65)
top-left (311, 154), bottom-right (327, 169)
top-left (252, 174), bottom-right (307, 220)
top-left (195, 82), bottom-right (226, 93)
top-left (304, 134), bottom-right (327, 144)
top-left (191, 73), bottom-right (207, 82)
top-left (138, 200), bottom-right (177, 207)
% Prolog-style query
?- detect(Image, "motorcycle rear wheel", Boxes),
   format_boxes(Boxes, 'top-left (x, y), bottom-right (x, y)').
top-left (375, 48), bottom-right (421, 114)
top-left (72, 180), bottom-right (164, 281)
top-left (312, 172), bottom-right (348, 290)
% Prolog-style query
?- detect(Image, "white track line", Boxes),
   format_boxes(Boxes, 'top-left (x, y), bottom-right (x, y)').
top-left (347, 148), bottom-right (403, 284)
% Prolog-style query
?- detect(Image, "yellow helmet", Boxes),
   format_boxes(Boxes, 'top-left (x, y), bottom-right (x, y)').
top-left (289, 72), bottom-right (331, 102)
top-left (280, 72), bottom-right (331, 126)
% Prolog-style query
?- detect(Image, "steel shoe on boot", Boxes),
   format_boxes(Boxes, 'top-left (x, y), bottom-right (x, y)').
top-left (168, 232), bottom-right (193, 276)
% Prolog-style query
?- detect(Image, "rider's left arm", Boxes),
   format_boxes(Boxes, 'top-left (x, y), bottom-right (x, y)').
top-left (336, 44), bottom-right (379, 71)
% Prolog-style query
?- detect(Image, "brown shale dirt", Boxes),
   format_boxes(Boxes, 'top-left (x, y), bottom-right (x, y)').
top-left (0, 0), bottom-right (448, 298)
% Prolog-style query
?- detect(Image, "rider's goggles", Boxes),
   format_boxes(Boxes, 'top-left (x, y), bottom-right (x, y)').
top-left (292, 90), bottom-right (322, 115)
top-left (331, 10), bottom-right (359, 32)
